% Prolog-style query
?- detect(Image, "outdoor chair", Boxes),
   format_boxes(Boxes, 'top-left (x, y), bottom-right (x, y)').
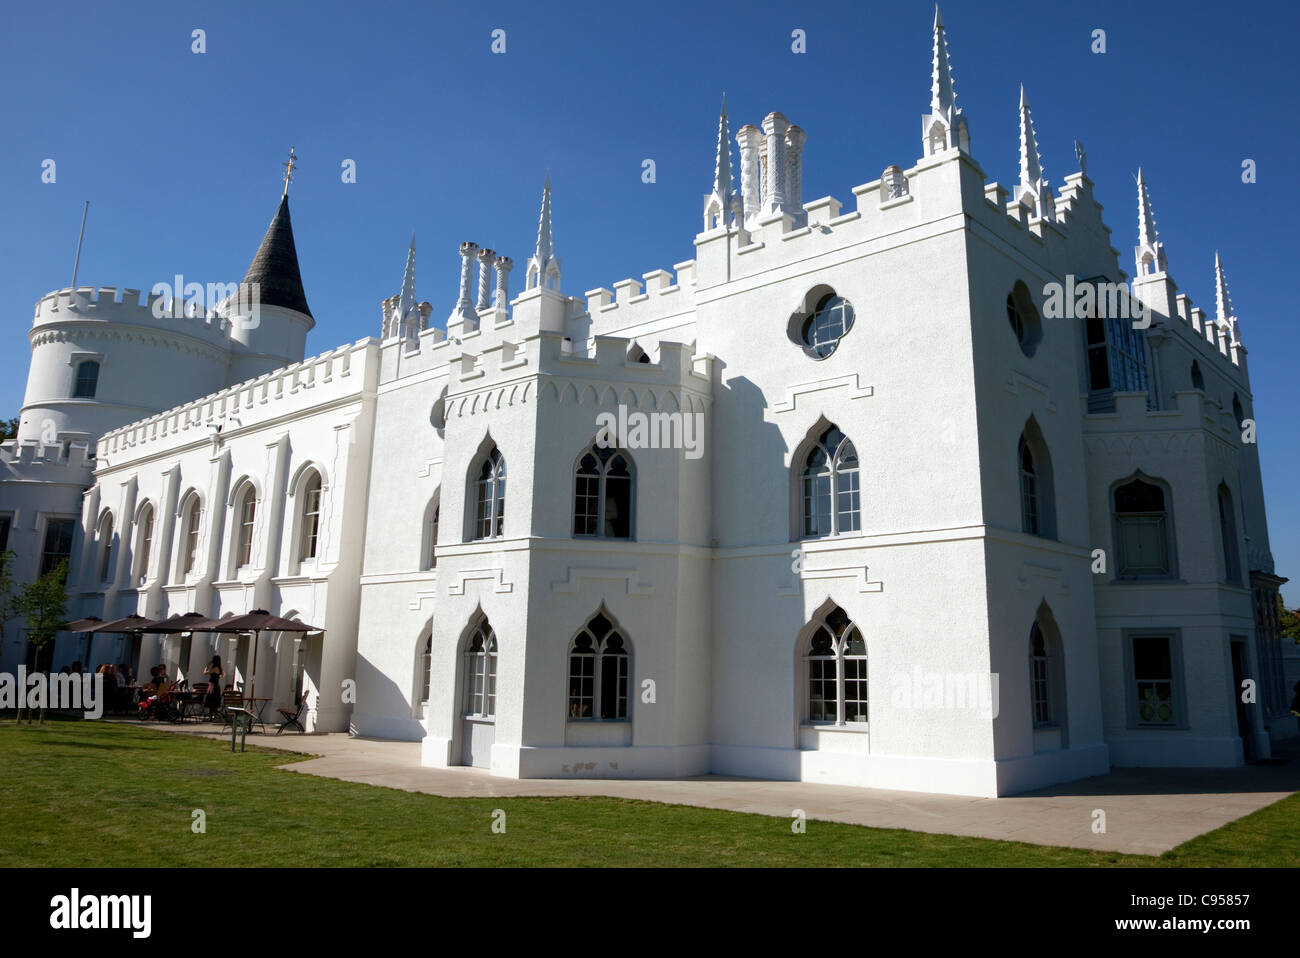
top-left (276, 691), bottom-right (309, 734)
top-left (219, 689), bottom-right (246, 731)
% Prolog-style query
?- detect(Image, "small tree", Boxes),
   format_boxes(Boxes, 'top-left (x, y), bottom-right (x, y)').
top-left (15, 559), bottom-right (68, 724)
top-left (1280, 595), bottom-right (1300, 643)
top-left (0, 550), bottom-right (17, 655)
top-left (0, 417), bottom-right (18, 442)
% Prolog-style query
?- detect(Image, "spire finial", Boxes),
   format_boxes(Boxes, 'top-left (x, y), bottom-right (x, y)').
top-left (1134, 168), bottom-right (1168, 276)
top-left (282, 147), bottom-right (298, 196)
top-left (526, 175), bottom-right (561, 292)
top-left (1215, 251), bottom-right (1234, 324)
top-left (931, 5), bottom-right (958, 119)
top-left (398, 234), bottom-right (417, 321)
top-left (536, 175), bottom-right (554, 263)
top-left (1018, 85), bottom-right (1043, 187)
top-left (713, 93), bottom-right (733, 200)
top-left (1137, 168), bottom-right (1158, 247)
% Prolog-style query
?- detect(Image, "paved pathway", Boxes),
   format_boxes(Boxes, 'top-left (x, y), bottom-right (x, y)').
top-left (118, 720), bottom-right (1300, 856)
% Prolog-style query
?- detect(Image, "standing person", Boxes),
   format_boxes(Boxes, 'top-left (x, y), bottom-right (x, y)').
top-left (203, 656), bottom-right (225, 712)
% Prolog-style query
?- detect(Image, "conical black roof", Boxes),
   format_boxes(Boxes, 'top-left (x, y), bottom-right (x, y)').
top-left (241, 194), bottom-right (312, 318)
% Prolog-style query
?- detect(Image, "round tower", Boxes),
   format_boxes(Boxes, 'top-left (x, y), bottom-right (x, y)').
top-left (18, 285), bottom-right (232, 449)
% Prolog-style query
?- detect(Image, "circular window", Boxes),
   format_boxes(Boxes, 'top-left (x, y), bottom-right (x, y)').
top-left (797, 294), bottom-right (855, 359)
top-left (1006, 282), bottom-right (1042, 357)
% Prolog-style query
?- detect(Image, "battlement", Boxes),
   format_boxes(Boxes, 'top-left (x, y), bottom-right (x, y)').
top-left (0, 437), bottom-right (95, 474)
top-left (98, 337), bottom-right (380, 460)
top-left (1083, 388), bottom-right (1240, 446)
top-left (582, 261), bottom-right (697, 335)
top-left (32, 285), bottom-right (236, 350)
top-left (536, 331), bottom-right (712, 386)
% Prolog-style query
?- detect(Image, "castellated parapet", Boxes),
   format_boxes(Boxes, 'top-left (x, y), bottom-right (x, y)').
top-left (96, 338), bottom-right (379, 463)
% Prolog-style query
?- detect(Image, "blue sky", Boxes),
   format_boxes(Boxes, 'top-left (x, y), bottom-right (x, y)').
top-left (1, 0), bottom-right (1296, 600)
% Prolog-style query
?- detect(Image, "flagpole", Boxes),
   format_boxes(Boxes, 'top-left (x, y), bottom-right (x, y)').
top-left (71, 201), bottom-right (89, 289)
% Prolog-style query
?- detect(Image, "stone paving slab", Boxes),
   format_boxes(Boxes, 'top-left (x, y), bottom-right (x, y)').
top-left (112, 721), bottom-right (1300, 856)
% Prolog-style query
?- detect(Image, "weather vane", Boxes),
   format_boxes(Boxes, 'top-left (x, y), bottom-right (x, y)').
top-left (1074, 140), bottom-right (1087, 175)
top-left (283, 146), bottom-right (298, 195)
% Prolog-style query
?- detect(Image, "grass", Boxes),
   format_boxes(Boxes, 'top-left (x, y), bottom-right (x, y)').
top-left (0, 719), bottom-right (1295, 867)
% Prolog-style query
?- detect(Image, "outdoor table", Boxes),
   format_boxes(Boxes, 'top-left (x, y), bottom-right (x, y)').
top-left (173, 691), bottom-right (205, 722)
top-left (244, 697), bottom-right (272, 733)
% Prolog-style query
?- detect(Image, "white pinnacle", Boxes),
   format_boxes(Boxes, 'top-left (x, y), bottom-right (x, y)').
top-left (535, 174), bottom-right (554, 266)
top-left (1137, 168), bottom-right (1159, 249)
top-left (1214, 251), bottom-right (1233, 323)
top-left (713, 93), bottom-right (733, 199)
top-left (397, 233), bottom-right (416, 320)
top-left (1018, 85), bottom-right (1044, 187)
top-left (931, 5), bottom-right (959, 120)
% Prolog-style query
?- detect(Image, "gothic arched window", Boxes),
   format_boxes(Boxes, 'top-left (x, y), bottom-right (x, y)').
top-left (801, 426), bottom-right (860, 538)
top-left (567, 611), bottom-right (631, 721)
top-left (804, 605), bottom-right (867, 725)
top-left (573, 444), bottom-right (633, 539)
top-left (1113, 477), bottom-right (1174, 578)
top-left (462, 620), bottom-right (497, 718)
top-left (472, 448), bottom-right (506, 540)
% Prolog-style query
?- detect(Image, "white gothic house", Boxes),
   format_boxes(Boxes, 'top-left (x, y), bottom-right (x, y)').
top-left (1, 11), bottom-right (1291, 796)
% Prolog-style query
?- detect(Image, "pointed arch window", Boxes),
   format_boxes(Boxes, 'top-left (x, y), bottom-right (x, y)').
top-left (1191, 360), bottom-right (1205, 392)
top-left (462, 620), bottom-right (497, 718)
top-left (299, 471), bottom-right (322, 561)
top-left (1114, 477), bottom-right (1174, 578)
top-left (801, 426), bottom-right (860, 538)
top-left (1019, 437), bottom-right (1039, 535)
top-left (804, 606), bottom-right (867, 725)
top-left (1030, 623), bottom-right (1051, 726)
top-left (568, 611), bottom-right (630, 721)
top-left (419, 633), bottom-right (432, 705)
top-left (425, 501), bottom-right (440, 569)
top-left (473, 448), bottom-right (506, 540)
top-left (1017, 423), bottom-right (1056, 539)
top-left (1218, 484), bottom-right (1241, 584)
top-left (135, 503), bottom-right (154, 585)
top-left (573, 444), bottom-right (633, 539)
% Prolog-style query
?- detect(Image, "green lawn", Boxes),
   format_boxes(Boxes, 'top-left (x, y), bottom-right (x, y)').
top-left (0, 720), bottom-right (1294, 867)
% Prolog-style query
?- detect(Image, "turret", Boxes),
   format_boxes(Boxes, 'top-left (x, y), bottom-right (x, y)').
top-left (224, 159), bottom-right (314, 384)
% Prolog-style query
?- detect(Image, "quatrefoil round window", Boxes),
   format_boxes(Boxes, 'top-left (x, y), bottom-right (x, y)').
top-left (789, 289), bottom-right (855, 360)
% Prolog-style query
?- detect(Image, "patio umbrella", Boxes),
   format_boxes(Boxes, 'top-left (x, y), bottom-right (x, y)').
top-left (194, 610), bottom-right (322, 702)
top-left (87, 614), bottom-right (154, 634)
top-left (61, 617), bottom-right (103, 670)
top-left (137, 612), bottom-right (215, 684)
top-left (62, 617), bottom-right (103, 632)
top-left (140, 612), bottom-right (214, 633)
top-left (81, 614), bottom-right (152, 680)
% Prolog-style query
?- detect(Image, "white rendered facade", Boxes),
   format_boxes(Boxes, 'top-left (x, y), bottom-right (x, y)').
top-left (3, 12), bottom-right (1291, 794)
